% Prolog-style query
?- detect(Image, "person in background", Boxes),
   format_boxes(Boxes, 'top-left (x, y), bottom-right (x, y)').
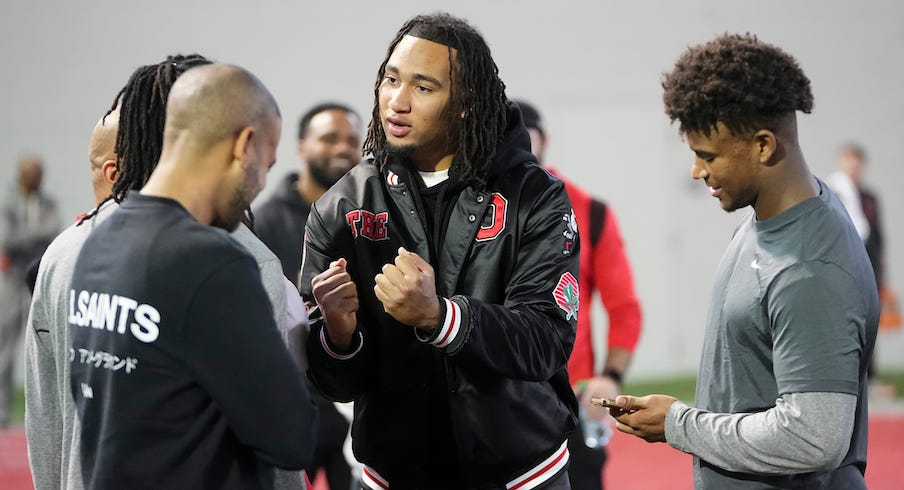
top-left (826, 143), bottom-right (895, 397)
top-left (0, 155), bottom-right (59, 428)
top-left (514, 99), bottom-right (642, 489)
top-left (25, 100), bottom-right (122, 490)
top-left (254, 103), bottom-right (362, 283)
top-left (254, 102), bottom-right (363, 488)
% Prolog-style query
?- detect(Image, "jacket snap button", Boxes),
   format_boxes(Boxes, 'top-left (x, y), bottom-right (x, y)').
top-left (468, 215), bottom-right (476, 222)
top-left (476, 195), bottom-right (484, 203)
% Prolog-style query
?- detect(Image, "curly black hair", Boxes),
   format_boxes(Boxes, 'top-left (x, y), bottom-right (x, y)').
top-left (363, 12), bottom-right (508, 187)
top-left (662, 33), bottom-right (813, 136)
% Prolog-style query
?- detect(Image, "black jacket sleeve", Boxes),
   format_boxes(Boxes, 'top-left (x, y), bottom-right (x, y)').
top-left (425, 179), bottom-right (580, 382)
top-left (299, 203), bottom-right (374, 402)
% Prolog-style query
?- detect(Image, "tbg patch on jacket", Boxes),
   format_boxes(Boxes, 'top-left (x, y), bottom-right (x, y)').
top-left (346, 209), bottom-right (389, 240)
top-left (553, 272), bottom-right (579, 320)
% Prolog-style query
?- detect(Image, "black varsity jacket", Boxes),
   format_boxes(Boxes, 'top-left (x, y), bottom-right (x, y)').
top-left (300, 106), bottom-right (580, 489)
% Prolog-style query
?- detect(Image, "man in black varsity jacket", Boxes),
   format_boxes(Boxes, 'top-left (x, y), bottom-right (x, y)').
top-left (300, 12), bottom-right (579, 489)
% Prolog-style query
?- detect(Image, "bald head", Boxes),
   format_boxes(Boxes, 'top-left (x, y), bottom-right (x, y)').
top-left (145, 63), bottom-right (281, 231)
top-left (89, 106), bottom-right (120, 205)
top-left (164, 64), bottom-right (280, 147)
top-left (90, 107), bottom-right (119, 170)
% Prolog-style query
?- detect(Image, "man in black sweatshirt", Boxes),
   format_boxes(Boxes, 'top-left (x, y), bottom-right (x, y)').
top-left (69, 63), bottom-right (316, 489)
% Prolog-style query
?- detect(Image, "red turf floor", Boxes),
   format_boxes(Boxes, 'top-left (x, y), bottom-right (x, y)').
top-left (3, 414), bottom-right (902, 489)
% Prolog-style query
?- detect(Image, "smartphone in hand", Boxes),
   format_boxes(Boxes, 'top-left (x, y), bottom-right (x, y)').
top-left (591, 397), bottom-right (633, 414)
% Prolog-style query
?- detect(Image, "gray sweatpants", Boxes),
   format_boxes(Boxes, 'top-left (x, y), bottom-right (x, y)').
top-left (0, 271), bottom-right (29, 426)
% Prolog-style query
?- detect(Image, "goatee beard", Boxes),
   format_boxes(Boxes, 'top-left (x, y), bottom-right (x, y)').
top-left (307, 157), bottom-right (344, 189)
top-left (384, 143), bottom-right (415, 162)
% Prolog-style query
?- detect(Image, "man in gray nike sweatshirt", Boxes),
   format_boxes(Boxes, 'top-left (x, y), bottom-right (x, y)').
top-left (609, 34), bottom-right (878, 489)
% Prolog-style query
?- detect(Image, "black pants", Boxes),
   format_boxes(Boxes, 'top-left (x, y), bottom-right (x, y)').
top-left (544, 469), bottom-right (573, 489)
top-left (309, 393), bottom-right (352, 490)
top-left (566, 428), bottom-right (608, 490)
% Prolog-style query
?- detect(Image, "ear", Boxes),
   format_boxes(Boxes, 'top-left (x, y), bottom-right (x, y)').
top-left (753, 129), bottom-right (778, 165)
top-left (101, 159), bottom-right (118, 185)
top-left (232, 126), bottom-right (255, 167)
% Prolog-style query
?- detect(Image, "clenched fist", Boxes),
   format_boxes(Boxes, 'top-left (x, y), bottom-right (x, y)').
top-left (311, 258), bottom-right (359, 349)
top-left (374, 247), bottom-right (440, 330)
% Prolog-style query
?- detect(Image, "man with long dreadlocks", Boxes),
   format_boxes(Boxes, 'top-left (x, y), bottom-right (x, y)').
top-left (69, 63), bottom-right (315, 488)
top-left (300, 12), bottom-right (579, 489)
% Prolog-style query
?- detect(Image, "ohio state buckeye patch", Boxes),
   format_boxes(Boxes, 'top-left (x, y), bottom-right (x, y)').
top-left (475, 192), bottom-right (508, 242)
top-left (553, 272), bottom-right (579, 321)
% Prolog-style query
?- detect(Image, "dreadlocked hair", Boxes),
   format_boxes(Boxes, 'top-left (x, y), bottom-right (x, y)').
top-left (662, 33), bottom-right (813, 136)
top-left (80, 55), bottom-right (212, 224)
top-left (362, 12), bottom-right (508, 188)
top-left (108, 53), bottom-right (212, 201)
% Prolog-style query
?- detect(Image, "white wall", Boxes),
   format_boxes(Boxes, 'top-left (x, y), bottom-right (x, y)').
top-left (2, 0), bottom-right (902, 380)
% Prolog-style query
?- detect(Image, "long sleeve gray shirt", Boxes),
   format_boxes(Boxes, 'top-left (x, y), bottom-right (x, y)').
top-left (666, 392), bottom-right (855, 474)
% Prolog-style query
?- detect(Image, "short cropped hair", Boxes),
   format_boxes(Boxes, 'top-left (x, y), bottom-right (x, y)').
top-left (298, 102), bottom-right (358, 141)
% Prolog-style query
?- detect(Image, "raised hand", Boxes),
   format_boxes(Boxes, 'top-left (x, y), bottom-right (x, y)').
top-left (374, 247), bottom-right (440, 330)
top-left (311, 258), bottom-right (359, 349)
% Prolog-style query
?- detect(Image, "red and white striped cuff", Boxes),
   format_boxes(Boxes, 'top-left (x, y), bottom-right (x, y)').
top-left (430, 297), bottom-right (462, 349)
top-left (361, 465), bottom-right (389, 489)
top-left (320, 328), bottom-right (363, 360)
top-left (506, 440), bottom-right (569, 490)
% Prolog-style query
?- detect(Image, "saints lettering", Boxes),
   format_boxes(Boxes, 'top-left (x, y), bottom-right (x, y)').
top-left (68, 289), bottom-right (160, 343)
